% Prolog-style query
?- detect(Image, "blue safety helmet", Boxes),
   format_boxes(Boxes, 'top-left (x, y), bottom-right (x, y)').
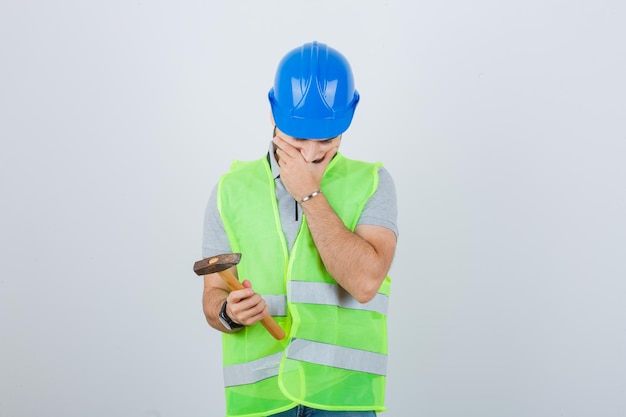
top-left (268, 41), bottom-right (360, 140)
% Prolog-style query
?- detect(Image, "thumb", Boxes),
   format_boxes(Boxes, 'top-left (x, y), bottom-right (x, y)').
top-left (242, 279), bottom-right (253, 289)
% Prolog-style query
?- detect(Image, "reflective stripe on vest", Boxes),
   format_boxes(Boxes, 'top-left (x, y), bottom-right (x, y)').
top-left (224, 338), bottom-right (388, 388)
top-left (223, 352), bottom-right (283, 387)
top-left (288, 281), bottom-right (389, 315)
top-left (264, 294), bottom-right (287, 317)
top-left (286, 338), bottom-right (388, 376)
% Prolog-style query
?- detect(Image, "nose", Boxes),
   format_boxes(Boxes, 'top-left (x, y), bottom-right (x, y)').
top-left (299, 140), bottom-right (323, 163)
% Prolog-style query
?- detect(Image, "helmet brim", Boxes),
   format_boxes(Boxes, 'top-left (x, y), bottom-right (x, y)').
top-left (269, 90), bottom-right (359, 140)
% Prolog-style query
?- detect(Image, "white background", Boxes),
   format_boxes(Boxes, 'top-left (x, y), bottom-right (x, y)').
top-left (1, 1), bottom-right (625, 416)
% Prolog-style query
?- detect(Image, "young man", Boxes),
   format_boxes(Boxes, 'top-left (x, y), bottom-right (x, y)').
top-left (201, 41), bottom-right (398, 417)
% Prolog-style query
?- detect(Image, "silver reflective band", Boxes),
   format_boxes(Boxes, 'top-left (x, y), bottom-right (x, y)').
top-left (223, 352), bottom-right (283, 387)
top-left (264, 294), bottom-right (287, 317)
top-left (287, 339), bottom-right (387, 376)
top-left (288, 281), bottom-right (389, 315)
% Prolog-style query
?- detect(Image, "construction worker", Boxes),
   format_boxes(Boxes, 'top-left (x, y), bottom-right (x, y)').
top-left (201, 41), bottom-right (398, 417)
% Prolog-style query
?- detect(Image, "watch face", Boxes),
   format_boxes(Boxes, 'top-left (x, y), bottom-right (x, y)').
top-left (219, 301), bottom-right (233, 330)
top-left (219, 315), bottom-right (234, 331)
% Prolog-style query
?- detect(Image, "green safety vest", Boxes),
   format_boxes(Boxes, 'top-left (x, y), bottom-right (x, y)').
top-left (217, 153), bottom-right (391, 417)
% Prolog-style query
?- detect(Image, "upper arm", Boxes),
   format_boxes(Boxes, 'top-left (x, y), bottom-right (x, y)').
top-left (357, 167), bottom-right (399, 238)
top-left (202, 184), bottom-right (233, 258)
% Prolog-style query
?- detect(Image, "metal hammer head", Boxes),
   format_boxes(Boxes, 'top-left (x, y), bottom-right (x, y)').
top-left (193, 253), bottom-right (241, 276)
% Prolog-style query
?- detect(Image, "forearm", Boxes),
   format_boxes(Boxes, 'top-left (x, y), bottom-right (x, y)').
top-left (202, 285), bottom-right (231, 332)
top-left (301, 194), bottom-right (392, 303)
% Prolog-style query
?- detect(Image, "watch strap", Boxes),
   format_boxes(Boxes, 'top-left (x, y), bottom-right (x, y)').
top-left (219, 300), bottom-right (244, 331)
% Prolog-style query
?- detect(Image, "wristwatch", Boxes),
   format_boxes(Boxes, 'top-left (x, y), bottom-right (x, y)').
top-left (219, 300), bottom-right (244, 331)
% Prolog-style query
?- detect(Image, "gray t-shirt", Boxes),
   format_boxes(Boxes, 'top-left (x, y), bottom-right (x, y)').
top-left (202, 142), bottom-right (398, 258)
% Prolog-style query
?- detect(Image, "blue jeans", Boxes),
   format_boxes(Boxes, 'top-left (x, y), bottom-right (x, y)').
top-left (269, 405), bottom-right (376, 417)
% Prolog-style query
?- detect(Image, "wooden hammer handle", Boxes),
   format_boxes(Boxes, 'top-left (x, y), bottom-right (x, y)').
top-left (218, 269), bottom-right (286, 340)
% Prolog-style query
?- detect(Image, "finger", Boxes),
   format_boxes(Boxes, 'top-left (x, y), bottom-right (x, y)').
top-left (226, 297), bottom-right (266, 325)
top-left (273, 135), bottom-right (298, 158)
top-left (229, 291), bottom-right (263, 311)
top-left (245, 304), bottom-right (270, 324)
top-left (233, 297), bottom-right (269, 325)
top-left (274, 147), bottom-right (285, 164)
top-left (272, 135), bottom-right (284, 152)
top-left (228, 287), bottom-right (254, 303)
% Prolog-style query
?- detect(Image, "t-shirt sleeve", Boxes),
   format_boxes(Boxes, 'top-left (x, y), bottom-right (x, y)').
top-left (201, 183), bottom-right (233, 258)
top-left (357, 166), bottom-right (399, 238)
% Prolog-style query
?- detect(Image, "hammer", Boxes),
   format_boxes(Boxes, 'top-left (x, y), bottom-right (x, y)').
top-left (193, 253), bottom-right (286, 340)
